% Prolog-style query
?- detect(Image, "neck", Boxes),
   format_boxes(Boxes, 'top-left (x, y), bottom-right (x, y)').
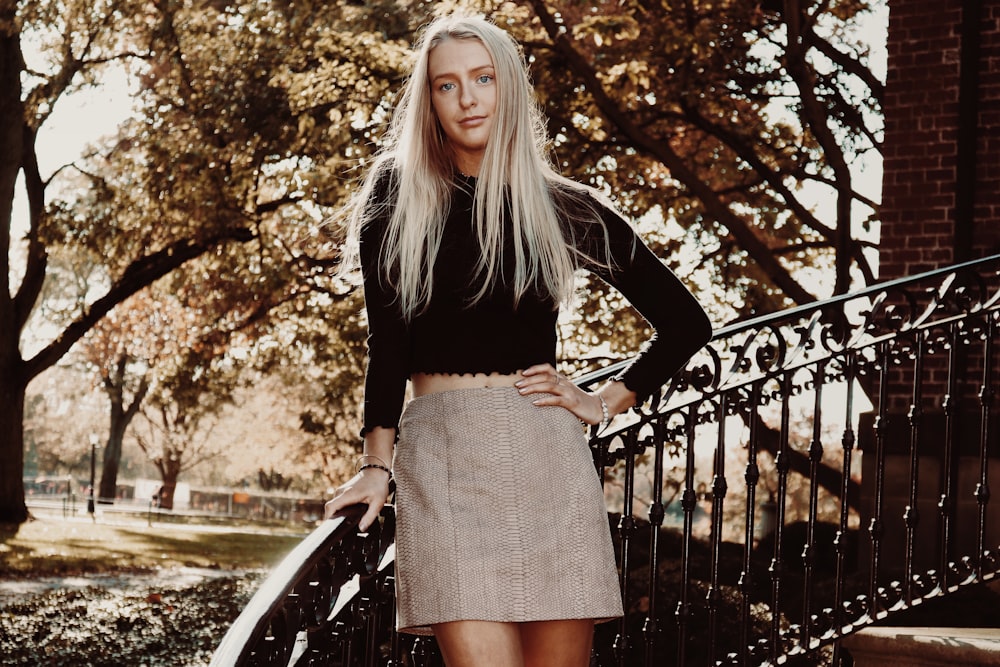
top-left (452, 151), bottom-right (483, 178)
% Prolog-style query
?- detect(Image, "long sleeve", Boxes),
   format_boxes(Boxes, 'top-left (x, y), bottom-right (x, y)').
top-left (358, 183), bottom-right (410, 436)
top-left (582, 202), bottom-right (712, 402)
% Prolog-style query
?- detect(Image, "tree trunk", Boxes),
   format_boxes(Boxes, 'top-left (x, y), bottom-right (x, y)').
top-left (156, 454), bottom-right (183, 511)
top-left (0, 0), bottom-right (29, 533)
top-left (0, 372), bottom-right (29, 530)
top-left (158, 481), bottom-right (176, 510)
top-left (98, 370), bottom-right (148, 504)
top-left (0, 375), bottom-right (28, 530)
top-left (97, 432), bottom-right (122, 504)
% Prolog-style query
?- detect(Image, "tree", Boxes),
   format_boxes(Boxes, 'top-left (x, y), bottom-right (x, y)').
top-left (80, 292), bottom-right (157, 503)
top-left (3, 0), bottom-right (357, 530)
top-left (190, 0), bottom-right (886, 494)
top-left (1, 0), bottom-right (261, 530)
top-left (3, 0), bottom-right (886, 530)
top-left (22, 363), bottom-right (106, 483)
top-left (263, 0), bottom-right (883, 356)
top-left (496, 0), bottom-right (883, 504)
top-left (506, 0), bottom-right (883, 307)
top-left (283, 0), bottom-right (877, 503)
top-left (134, 403), bottom-right (222, 511)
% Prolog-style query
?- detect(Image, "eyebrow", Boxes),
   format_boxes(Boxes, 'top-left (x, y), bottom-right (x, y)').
top-left (430, 64), bottom-right (495, 84)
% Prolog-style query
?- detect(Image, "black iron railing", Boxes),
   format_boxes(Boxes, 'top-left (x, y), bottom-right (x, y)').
top-left (212, 254), bottom-right (1000, 667)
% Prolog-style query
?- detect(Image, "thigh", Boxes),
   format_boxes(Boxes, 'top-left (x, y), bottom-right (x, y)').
top-left (519, 619), bottom-right (595, 667)
top-left (432, 620), bottom-right (524, 667)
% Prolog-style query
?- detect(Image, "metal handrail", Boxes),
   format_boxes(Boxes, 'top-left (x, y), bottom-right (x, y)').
top-left (211, 503), bottom-right (394, 666)
top-left (576, 252), bottom-right (1000, 390)
top-left (212, 253), bottom-right (1000, 667)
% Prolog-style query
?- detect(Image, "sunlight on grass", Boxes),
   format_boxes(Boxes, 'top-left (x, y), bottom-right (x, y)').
top-left (0, 516), bottom-right (308, 577)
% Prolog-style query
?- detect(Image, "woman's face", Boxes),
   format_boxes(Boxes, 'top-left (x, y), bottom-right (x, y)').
top-left (427, 37), bottom-right (497, 176)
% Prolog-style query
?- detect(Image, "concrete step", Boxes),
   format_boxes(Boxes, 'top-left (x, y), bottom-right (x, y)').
top-left (842, 627), bottom-right (1000, 666)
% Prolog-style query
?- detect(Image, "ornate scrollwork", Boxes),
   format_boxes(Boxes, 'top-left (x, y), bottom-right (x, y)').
top-left (213, 255), bottom-right (1000, 667)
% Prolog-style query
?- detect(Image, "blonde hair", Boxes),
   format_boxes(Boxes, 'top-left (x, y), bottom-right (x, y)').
top-left (342, 13), bottom-right (612, 320)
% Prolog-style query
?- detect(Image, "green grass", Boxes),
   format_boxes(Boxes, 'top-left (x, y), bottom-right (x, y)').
top-left (0, 514), bottom-right (310, 577)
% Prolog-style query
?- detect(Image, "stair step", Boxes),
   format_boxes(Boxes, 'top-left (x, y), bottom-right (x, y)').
top-left (842, 627), bottom-right (1000, 667)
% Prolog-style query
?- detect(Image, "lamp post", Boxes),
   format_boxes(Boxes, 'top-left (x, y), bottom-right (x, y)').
top-left (87, 434), bottom-right (97, 516)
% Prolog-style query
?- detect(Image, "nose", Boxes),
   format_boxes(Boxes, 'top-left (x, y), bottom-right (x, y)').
top-left (460, 84), bottom-right (477, 109)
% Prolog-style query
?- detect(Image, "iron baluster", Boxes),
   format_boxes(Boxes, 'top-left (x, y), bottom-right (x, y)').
top-left (737, 383), bottom-right (763, 667)
top-left (642, 417), bottom-right (668, 665)
top-left (706, 392), bottom-right (730, 665)
top-left (904, 333), bottom-right (925, 605)
top-left (768, 372), bottom-right (793, 662)
top-left (675, 405), bottom-right (699, 667)
top-left (832, 352), bottom-right (857, 667)
top-left (613, 427), bottom-right (639, 667)
top-left (385, 572), bottom-right (404, 667)
top-left (938, 321), bottom-right (962, 590)
top-left (868, 340), bottom-right (890, 621)
top-left (976, 310), bottom-right (996, 580)
top-left (411, 636), bottom-right (433, 667)
top-left (801, 361), bottom-right (827, 651)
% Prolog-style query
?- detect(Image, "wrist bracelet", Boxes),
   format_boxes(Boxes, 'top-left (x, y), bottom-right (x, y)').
top-left (356, 454), bottom-right (390, 473)
top-left (358, 463), bottom-right (392, 478)
top-left (597, 394), bottom-right (610, 432)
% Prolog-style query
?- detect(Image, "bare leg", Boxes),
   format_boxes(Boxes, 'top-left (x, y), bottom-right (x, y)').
top-left (432, 620), bottom-right (525, 667)
top-left (520, 619), bottom-right (595, 667)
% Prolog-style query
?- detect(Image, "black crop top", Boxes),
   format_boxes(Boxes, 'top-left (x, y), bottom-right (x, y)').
top-left (359, 173), bottom-right (712, 436)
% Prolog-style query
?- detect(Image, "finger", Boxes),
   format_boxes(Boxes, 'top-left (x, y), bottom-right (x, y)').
top-left (325, 493), bottom-right (351, 518)
top-left (517, 375), bottom-right (557, 391)
top-left (529, 393), bottom-right (565, 407)
top-left (517, 369), bottom-right (566, 391)
top-left (324, 486), bottom-right (361, 518)
top-left (518, 381), bottom-right (566, 399)
top-left (520, 363), bottom-right (556, 377)
top-left (359, 503), bottom-right (382, 532)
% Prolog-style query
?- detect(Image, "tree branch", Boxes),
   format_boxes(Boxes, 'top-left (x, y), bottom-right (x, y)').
top-left (529, 0), bottom-right (817, 307)
top-left (782, 0), bottom-right (854, 294)
top-left (23, 227), bottom-right (255, 382)
top-left (13, 124), bottom-right (48, 332)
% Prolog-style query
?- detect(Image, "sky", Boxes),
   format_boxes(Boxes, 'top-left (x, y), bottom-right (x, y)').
top-left (9, 51), bottom-right (136, 355)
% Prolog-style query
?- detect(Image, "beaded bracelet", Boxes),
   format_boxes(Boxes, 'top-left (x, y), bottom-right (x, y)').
top-left (597, 394), bottom-right (610, 432)
top-left (355, 454), bottom-right (390, 473)
top-left (358, 463), bottom-right (393, 478)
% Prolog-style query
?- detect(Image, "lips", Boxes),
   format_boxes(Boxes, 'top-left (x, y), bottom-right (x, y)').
top-left (459, 116), bottom-right (487, 126)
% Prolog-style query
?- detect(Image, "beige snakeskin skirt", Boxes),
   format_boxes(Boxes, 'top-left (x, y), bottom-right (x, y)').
top-left (392, 386), bottom-right (624, 635)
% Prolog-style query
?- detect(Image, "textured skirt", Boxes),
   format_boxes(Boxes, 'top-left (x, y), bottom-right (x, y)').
top-left (393, 386), bottom-right (624, 635)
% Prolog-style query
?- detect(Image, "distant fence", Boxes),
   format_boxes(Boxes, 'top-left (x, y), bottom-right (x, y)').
top-left (23, 477), bottom-right (326, 526)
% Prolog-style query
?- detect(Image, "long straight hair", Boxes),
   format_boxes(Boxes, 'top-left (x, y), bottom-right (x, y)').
top-left (343, 13), bottom-right (612, 320)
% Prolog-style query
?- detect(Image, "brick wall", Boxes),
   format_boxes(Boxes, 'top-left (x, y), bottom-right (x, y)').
top-left (982, 1), bottom-right (1000, 238)
top-left (880, 1), bottom-right (1000, 280)
top-left (866, 3), bottom-right (1000, 569)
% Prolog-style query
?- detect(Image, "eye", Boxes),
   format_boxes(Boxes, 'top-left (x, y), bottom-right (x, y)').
top-left (438, 81), bottom-right (456, 92)
top-left (477, 74), bottom-right (494, 84)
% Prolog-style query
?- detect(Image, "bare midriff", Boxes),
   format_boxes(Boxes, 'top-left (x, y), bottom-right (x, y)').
top-left (411, 371), bottom-right (523, 398)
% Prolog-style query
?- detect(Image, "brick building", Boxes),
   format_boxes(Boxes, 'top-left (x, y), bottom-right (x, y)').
top-left (879, 1), bottom-right (1000, 276)
top-left (862, 0), bottom-right (1000, 567)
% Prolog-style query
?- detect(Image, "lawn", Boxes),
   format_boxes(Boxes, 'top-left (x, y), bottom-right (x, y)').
top-left (0, 514), bottom-right (314, 666)
top-left (0, 514), bottom-right (309, 577)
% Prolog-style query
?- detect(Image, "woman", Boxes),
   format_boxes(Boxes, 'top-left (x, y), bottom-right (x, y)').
top-left (325, 13), bottom-right (712, 667)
